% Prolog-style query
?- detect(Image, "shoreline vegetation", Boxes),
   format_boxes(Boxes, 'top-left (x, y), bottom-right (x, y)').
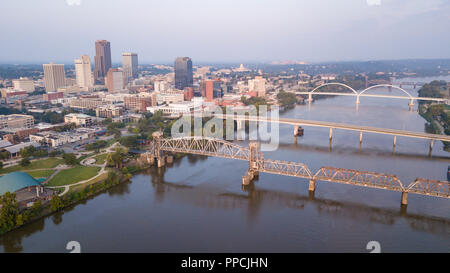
top-left (416, 80), bottom-right (450, 151)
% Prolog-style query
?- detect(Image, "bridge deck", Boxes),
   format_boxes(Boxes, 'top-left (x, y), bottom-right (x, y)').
top-left (216, 115), bottom-right (450, 142)
top-left (150, 137), bottom-right (450, 199)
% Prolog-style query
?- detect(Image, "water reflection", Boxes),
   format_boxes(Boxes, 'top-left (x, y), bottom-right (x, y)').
top-left (149, 164), bottom-right (450, 237)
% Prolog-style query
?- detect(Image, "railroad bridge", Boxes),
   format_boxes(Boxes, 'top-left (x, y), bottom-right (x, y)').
top-left (141, 132), bottom-right (450, 207)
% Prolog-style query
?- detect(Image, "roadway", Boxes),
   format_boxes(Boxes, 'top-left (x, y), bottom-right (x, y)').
top-left (213, 114), bottom-right (450, 142)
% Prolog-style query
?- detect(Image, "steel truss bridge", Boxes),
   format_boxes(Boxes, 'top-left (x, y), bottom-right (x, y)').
top-left (144, 135), bottom-right (449, 206)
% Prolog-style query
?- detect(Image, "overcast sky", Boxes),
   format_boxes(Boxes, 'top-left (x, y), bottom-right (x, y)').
top-left (1, 0), bottom-right (449, 64)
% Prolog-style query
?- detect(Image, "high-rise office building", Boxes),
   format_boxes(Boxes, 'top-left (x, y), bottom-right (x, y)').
top-left (105, 68), bottom-right (124, 92)
top-left (122, 52), bottom-right (138, 84)
top-left (43, 63), bottom-right (66, 92)
top-left (174, 57), bottom-right (193, 90)
top-left (201, 79), bottom-right (223, 102)
top-left (94, 40), bottom-right (112, 84)
top-left (75, 55), bottom-right (94, 90)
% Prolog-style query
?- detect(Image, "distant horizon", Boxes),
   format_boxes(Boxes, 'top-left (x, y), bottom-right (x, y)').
top-left (1, 57), bottom-right (450, 67)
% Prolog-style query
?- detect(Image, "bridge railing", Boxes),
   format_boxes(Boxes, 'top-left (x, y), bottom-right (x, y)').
top-left (313, 167), bottom-right (405, 192)
top-left (406, 178), bottom-right (450, 198)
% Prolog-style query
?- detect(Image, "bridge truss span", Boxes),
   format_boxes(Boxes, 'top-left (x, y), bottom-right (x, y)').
top-left (159, 137), bottom-right (251, 161)
top-left (406, 178), bottom-right (450, 198)
top-left (313, 167), bottom-right (406, 192)
top-left (144, 136), bottom-right (450, 205)
top-left (257, 159), bottom-right (312, 179)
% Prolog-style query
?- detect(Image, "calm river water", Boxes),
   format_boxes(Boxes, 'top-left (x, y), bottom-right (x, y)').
top-left (1, 76), bottom-right (449, 253)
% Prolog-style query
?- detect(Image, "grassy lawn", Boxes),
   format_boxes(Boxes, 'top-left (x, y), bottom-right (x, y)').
top-left (47, 165), bottom-right (101, 187)
top-left (94, 153), bottom-right (109, 165)
top-left (70, 172), bottom-right (109, 193)
top-left (26, 169), bottom-right (56, 178)
top-left (0, 157), bottom-right (64, 174)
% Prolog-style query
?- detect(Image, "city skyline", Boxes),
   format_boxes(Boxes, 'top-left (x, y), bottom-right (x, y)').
top-left (0, 0), bottom-right (449, 64)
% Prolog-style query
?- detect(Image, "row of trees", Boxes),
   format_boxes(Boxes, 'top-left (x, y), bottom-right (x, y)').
top-left (0, 192), bottom-right (43, 234)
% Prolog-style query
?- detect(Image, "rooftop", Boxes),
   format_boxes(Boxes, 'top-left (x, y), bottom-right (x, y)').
top-left (0, 172), bottom-right (41, 196)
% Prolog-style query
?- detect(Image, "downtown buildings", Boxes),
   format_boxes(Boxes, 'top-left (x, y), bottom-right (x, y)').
top-left (43, 63), bottom-right (66, 92)
top-left (122, 52), bottom-right (138, 84)
top-left (94, 40), bottom-right (112, 84)
top-left (75, 55), bottom-right (94, 90)
top-left (174, 57), bottom-right (193, 90)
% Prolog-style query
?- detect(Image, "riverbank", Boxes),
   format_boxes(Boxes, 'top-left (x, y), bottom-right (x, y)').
top-left (0, 161), bottom-right (150, 236)
top-left (418, 104), bottom-right (450, 151)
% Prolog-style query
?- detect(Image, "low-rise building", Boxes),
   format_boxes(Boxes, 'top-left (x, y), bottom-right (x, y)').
top-left (0, 114), bottom-right (34, 130)
top-left (124, 94), bottom-right (153, 112)
top-left (146, 101), bottom-right (201, 118)
top-left (96, 105), bottom-right (124, 118)
top-left (64, 113), bottom-right (93, 127)
top-left (68, 97), bottom-right (104, 110)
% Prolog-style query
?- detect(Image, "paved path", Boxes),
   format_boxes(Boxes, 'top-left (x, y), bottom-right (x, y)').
top-left (47, 142), bottom-right (122, 196)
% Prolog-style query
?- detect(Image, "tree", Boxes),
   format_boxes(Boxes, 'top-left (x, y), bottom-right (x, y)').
top-left (120, 136), bottom-right (139, 148)
top-left (106, 147), bottom-right (128, 169)
top-left (0, 192), bottom-right (20, 233)
top-left (20, 157), bottom-right (30, 167)
top-left (63, 153), bottom-right (77, 165)
top-left (0, 161), bottom-right (3, 169)
top-left (50, 195), bottom-right (64, 212)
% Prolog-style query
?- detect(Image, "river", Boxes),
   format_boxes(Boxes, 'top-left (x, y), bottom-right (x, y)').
top-left (1, 76), bottom-right (449, 253)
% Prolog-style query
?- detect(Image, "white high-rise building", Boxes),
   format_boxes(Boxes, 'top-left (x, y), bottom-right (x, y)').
top-left (75, 55), bottom-right (94, 90)
top-left (248, 76), bottom-right (266, 97)
top-left (122, 52), bottom-right (138, 84)
top-left (12, 77), bottom-right (35, 92)
top-left (154, 80), bottom-right (169, 92)
top-left (43, 63), bottom-right (66, 93)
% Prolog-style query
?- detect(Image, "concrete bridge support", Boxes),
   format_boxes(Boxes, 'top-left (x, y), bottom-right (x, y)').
top-left (329, 128), bottom-right (333, 142)
top-left (401, 192), bottom-right (408, 206)
top-left (359, 132), bottom-right (363, 145)
top-left (308, 179), bottom-right (316, 192)
top-left (408, 99), bottom-right (414, 111)
top-left (356, 96), bottom-right (360, 104)
top-left (307, 93), bottom-right (313, 104)
top-left (429, 139), bottom-right (434, 156)
top-left (157, 157), bottom-right (165, 167)
top-left (236, 119), bottom-right (245, 140)
top-left (294, 125), bottom-right (304, 137)
top-left (166, 155), bottom-right (174, 164)
top-left (242, 142), bottom-right (260, 185)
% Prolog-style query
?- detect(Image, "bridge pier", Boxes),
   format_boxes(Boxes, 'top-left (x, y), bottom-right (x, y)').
top-left (401, 192), bottom-right (408, 206)
top-left (429, 139), bottom-right (434, 156)
top-left (166, 155), bottom-right (174, 164)
top-left (408, 99), bottom-right (414, 111)
top-left (356, 96), bottom-right (360, 104)
top-left (157, 156), bottom-right (165, 167)
top-left (236, 119), bottom-right (245, 140)
top-left (294, 125), bottom-right (304, 137)
top-left (308, 179), bottom-right (316, 192)
top-left (242, 142), bottom-right (260, 186)
top-left (307, 93), bottom-right (313, 104)
top-left (359, 132), bottom-right (363, 145)
top-left (329, 128), bottom-right (333, 142)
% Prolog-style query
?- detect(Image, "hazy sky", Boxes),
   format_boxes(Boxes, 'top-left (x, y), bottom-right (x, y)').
top-left (1, 0), bottom-right (449, 64)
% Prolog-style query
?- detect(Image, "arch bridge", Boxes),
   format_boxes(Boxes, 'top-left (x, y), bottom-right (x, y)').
top-left (142, 134), bottom-right (449, 207)
top-left (296, 83), bottom-right (449, 109)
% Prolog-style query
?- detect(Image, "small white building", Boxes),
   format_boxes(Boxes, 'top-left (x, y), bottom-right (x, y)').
top-left (147, 101), bottom-right (201, 118)
top-left (64, 113), bottom-right (93, 127)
